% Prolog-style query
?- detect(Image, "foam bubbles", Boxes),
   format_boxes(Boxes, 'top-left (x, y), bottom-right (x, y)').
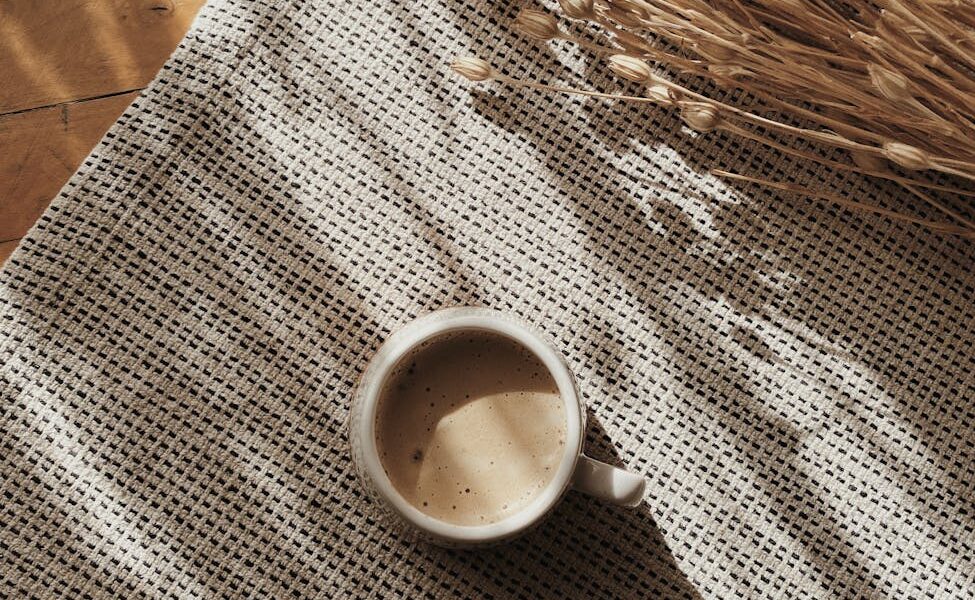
top-left (375, 330), bottom-right (566, 526)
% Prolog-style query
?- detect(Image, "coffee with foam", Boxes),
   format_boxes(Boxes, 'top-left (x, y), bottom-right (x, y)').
top-left (375, 330), bottom-right (566, 526)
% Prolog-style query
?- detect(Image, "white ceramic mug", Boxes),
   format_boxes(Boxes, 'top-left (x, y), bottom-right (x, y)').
top-left (349, 307), bottom-right (647, 546)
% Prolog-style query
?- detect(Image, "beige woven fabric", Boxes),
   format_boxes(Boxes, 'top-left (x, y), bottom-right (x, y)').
top-left (2, 0), bottom-right (974, 598)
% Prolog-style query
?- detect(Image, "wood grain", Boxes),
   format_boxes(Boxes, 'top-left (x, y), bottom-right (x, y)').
top-left (0, 0), bottom-right (204, 269)
top-left (0, 239), bottom-right (19, 267)
top-left (0, 0), bottom-right (206, 113)
top-left (0, 92), bottom-right (139, 243)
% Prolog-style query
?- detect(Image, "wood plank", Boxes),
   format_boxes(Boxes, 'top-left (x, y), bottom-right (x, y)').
top-left (0, 91), bottom-right (139, 242)
top-left (0, 0), bottom-right (205, 113)
top-left (0, 239), bottom-right (20, 267)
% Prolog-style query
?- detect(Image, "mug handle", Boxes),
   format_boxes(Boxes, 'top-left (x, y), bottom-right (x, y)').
top-left (572, 455), bottom-right (647, 507)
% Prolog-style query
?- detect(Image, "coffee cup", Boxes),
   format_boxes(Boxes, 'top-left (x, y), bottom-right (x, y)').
top-left (349, 307), bottom-right (647, 546)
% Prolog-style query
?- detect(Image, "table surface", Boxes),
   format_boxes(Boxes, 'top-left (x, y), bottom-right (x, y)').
top-left (0, 0), bottom-right (205, 267)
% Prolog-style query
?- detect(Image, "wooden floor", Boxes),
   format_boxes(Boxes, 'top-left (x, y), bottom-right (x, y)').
top-left (0, 0), bottom-right (206, 267)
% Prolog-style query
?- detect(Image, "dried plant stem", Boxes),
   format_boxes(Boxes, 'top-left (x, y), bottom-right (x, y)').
top-left (556, 34), bottom-right (613, 55)
top-left (719, 122), bottom-right (975, 200)
top-left (901, 184), bottom-right (975, 233)
top-left (651, 77), bottom-right (892, 152)
top-left (890, 1), bottom-right (975, 73)
top-left (609, 39), bottom-right (892, 145)
top-left (712, 169), bottom-right (975, 238)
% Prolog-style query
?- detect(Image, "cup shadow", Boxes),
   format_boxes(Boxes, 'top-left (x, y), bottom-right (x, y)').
top-left (433, 411), bottom-right (702, 600)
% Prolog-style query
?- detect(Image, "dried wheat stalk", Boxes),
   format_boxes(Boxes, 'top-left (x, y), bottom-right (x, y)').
top-left (451, 0), bottom-right (975, 239)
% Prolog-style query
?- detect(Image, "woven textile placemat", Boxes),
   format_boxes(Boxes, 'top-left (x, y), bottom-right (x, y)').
top-left (2, 0), bottom-right (974, 598)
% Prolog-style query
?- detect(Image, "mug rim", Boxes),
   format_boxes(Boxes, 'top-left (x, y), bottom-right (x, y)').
top-left (354, 307), bottom-right (584, 544)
